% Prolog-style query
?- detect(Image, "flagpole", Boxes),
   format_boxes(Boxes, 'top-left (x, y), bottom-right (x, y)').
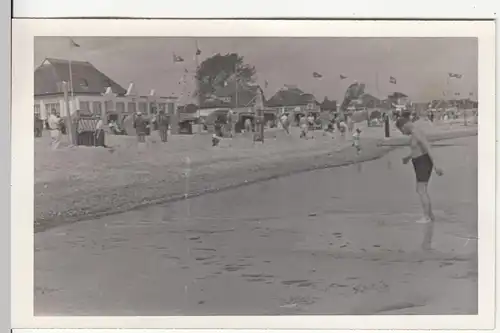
top-left (235, 62), bottom-right (239, 109)
top-left (194, 39), bottom-right (201, 132)
top-left (68, 38), bottom-right (75, 114)
top-left (446, 74), bottom-right (450, 100)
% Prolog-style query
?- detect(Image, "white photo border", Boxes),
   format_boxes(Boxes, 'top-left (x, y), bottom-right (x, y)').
top-left (11, 19), bottom-right (496, 330)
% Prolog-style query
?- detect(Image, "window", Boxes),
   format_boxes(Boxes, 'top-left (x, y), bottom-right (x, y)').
top-left (34, 104), bottom-right (41, 117)
top-left (45, 102), bottom-right (60, 115)
top-left (158, 103), bottom-right (166, 113)
top-left (92, 101), bottom-right (102, 115)
top-left (116, 102), bottom-right (125, 114)
top-left (127, 102), bottom-right (136, 114)
top-left (167, 102), bottom-right (175, 114)
top-left (139, 102), bottom-right (147, 114)
top-left (104, 101), bottom-right (114, 112)
top-left (80, 101), bottom-right (90, 112)
top-left (150, 103), bottom-right (157, 114)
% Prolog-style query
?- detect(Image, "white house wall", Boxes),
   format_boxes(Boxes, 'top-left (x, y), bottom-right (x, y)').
top-left (35, 94), bottom-right (177, 121)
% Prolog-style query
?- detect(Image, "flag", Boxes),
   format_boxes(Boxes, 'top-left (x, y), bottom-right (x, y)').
top-left (264, 80), bottom-right (269, 88)
top-left (340, 75), bottom-right (347, 80)
top-left (313, 72), bottom-right (323, 78)
top-left (389, 76), bottom-right (397, 84)
top-left (449, 73), bottom-right (462, 79)
top-left (184, 68), bottom-right (189, 73)
top-left (69, 38), bottom-right (80, 48)
top-left (196, 48), bottom-right (202, 56)
top-left (173, 53), bottom-right (184, 63)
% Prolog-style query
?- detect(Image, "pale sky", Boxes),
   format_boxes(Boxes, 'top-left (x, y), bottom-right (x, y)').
top-left (34, 37), bottom-right (478, 104)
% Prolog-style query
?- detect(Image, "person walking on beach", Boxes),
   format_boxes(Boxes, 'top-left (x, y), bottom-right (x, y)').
top-left (347, 116), bottom-right (355, 133)
top-left (307, 113), bottom-right (315, 131)
top-left (244, 118), bottom-right (253, 133)
top-left (280, 112), bottom-right (290, 135)
top-left (156, 109), bottom-right (169, 142)
top-left (352, 128), bottom-right (362, 155)
top-left (226, 110), bottom-right (235, 138)
top-left (324, 119), bottom-right (335, 138)
top-left (47, 109), bottom-right (62, 149)
top-left (133, 111), bottom-right (148, 144)
top-left (396, 116), bottom-right (444, 224)
top-left (299, 115), bottom-right (308, 139)
top-left (34, 114), bottom-right (43, 138)
top-left (338, 118), bottom-right (347, 139)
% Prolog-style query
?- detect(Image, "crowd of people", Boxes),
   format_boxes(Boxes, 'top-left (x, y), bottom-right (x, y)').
top-left (36, 105), bottom-right (476, 153)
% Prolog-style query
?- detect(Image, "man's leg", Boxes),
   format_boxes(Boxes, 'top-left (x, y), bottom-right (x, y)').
top-left (416, 182), bottom-right (435, 221)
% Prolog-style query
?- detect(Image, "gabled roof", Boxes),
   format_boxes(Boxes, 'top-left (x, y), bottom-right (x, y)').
top-left (320, 97), bottom-right (337, 110)
top-left (266, 86), bottom-right (318, 107)
top-left (389, 92), bottom-right (408, 99)
top-left (200, 81), bottom-right (264, 109)
top-left (34, 58), bottom-right (127, 96)
top-left (360, 93), bottom-right (380, 102)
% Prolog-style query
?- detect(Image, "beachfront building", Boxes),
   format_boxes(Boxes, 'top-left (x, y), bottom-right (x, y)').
top-left (199, 81), bottom-right (277, 131)
top-left (388, 92), bottom-right (410, 106)
top-left (34, 58), bottom-right (177, 126)
top-left (320, 97), bottom-right (337, 112)
top-left (266, 85), bottom-right (321, 124)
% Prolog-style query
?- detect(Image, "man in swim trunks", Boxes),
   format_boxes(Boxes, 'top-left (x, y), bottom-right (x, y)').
top-left (396, 116), bottom-right (444, 224)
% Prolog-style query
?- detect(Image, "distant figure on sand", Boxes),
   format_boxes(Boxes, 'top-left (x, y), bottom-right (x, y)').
top-left (396, 116), bottom-right (444, 227)
top-left (133, 112), bottom-right (148, 144)
top-left (47, 109), bottom-right (62, 149)
top-left (212, 133), bottom-right (221, 147)
top-left (352, 128), bottom-right (362, 154)
top-left (94, 115), bottom-right (106, 147)
top-left (299, 115), bottom-right (308, 139)
top-left (307, 114), bottom-right (315, 130)
top-left (337, 117), bottom-right (347, 138)
top-left (34, 114), bottom-right (43, 138)
top-left (280, 113), bottom-right (290, 134)
top-left (244, 118), bottom-right (253, 133)
top-left (324, 119), bottom-right (335, 136)
top-left (226, 110), bottom-right (235, 138)
top-left (347, 116), bottom-right (354, 133)
top-left (156, 109), bottom-right (169, 142)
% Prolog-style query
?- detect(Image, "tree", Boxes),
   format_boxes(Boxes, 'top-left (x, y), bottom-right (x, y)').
top-left (195, 53), bottom-right (256, 102)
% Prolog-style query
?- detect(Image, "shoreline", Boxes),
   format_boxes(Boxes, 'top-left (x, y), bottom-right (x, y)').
top-left (34, 128), bottom-right (477, 233)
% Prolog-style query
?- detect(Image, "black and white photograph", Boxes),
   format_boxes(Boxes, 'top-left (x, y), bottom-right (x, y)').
top-left (10, 20), bottom-right (495, 330)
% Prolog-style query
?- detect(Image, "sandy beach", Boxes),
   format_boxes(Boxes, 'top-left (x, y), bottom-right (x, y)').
top-left (34, 121), bottom-right (477, 231)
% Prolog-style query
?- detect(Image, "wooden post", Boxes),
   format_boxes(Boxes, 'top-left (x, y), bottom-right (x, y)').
top-left (384, 113), bottom-right (390, 138)
top-left (62, 81), bottom-right (75, 145)
top-left (255, 88), bottom-right (265, 143)
top-left (170, 100), bottom-right (179, 134)
top-left (194, 40), bottom-right (202, 134)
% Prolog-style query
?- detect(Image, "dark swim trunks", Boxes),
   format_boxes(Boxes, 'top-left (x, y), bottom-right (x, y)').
top-left (412, 153), bottom-right (433, 183)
